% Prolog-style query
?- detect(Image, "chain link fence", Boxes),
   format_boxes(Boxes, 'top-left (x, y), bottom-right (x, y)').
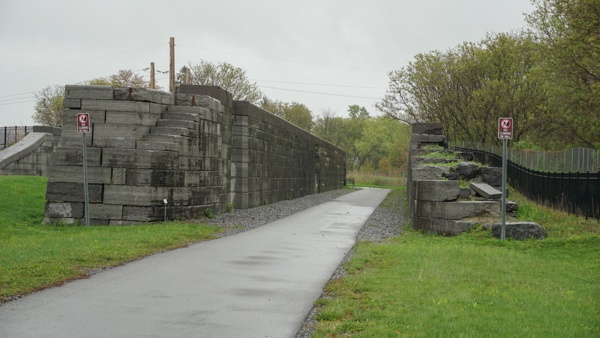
top-left (452, 141), bottom-right (599, 173)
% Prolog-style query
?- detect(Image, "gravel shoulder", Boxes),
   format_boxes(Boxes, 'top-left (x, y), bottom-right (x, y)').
top-left (205, 187), bottom-right (408, 338)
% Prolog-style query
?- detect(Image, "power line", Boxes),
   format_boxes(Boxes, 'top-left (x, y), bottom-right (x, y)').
top-left (252, 79), bottom-right (385, 90)
top-left (0, 43), bottom-right (165, 76)
top-left (178, 44), bottom-right (388, 74)
top-left (258, 85), bottom-right (380, 100)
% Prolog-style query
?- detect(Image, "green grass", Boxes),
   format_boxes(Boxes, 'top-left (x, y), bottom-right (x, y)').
top-left (347, 171), bottom-right (407, 188)
top-left (0, 176), bottom-right (222, 303)
top-left (313, 188), bottom-right (600, 337)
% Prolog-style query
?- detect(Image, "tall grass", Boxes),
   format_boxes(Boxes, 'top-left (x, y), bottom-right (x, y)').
top-left (313, 188), bottom-right (600, 337)
top-left (0, 176), bottom-right (222, 303)
top-left (347, 170), bottom-right (407, 188)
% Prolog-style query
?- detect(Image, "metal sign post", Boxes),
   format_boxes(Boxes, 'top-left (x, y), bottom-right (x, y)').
top-left (77, 113), bottom-right (91, 227)
top-left (498, 118), bottom-right (513, 240)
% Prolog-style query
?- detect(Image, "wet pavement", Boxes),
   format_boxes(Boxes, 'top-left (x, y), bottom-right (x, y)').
top-left (0, 188), bottom-right (390, 338)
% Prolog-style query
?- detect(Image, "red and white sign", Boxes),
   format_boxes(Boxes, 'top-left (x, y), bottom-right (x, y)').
top-left (498, 117), bottom-right (513, 139)
top-left (77, 113), bottom-right (90, 134)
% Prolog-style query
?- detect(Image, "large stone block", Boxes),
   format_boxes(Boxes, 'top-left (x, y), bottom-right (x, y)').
top-left (46, 182), bottom-right (103, 203)
top-left (89, 204), bottom-right (123, 220)
top-left (412, 123), bottom-right (443, 135)
top-left (65, 85), bottom-right (113, 100)
top-left (411, 165), bottom-right (451, 180)
top-left (48, 165), bottom-right (112, 184)
top-left (411, 134), bottom-right (446, 143)
top-left (105, 111), bottom-right (160, 127)
top-left (45, 202), bottom-right (84, 218)
top-left (50, 147), bottom-right (102, 167)
top-left (484, 222), bottom-right (547, 240)
top-left (412, 216), bottom-right (477, 236)
top-left (482, 166), bottom-right (502, 186)
top-left (81, 99), bottom-right (150, 113)
top-left (470, 182), bottom-right (502, 199)
top-left (413, 180), bottom-right (460, 201)
top-left (415, 200), bottom-right (500, 220)
top-left (103, 185), bottom-right (161, 206)
top-left (113, 87), bottom-right (172, 105)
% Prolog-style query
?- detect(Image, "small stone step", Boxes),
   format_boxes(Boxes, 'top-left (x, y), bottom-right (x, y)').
top-left (136, 140), bottom-right (178, 152)
top-left (469, 182), bottom-right (502, 199)
top-left (151, 127), bottom-right (197, 137)
top-left (162, 112), bottom-right (202, 122)
top-left (156, 119), bottom-right (199, 130)
top-left (144, 134), bottom-right (191, 143)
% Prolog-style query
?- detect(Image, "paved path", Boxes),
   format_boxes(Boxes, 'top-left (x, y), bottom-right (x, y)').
top-left (0, 188), bottom-right (390, 338)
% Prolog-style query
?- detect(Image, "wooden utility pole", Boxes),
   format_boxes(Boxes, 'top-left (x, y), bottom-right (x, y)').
top-left (169, 37), bottom-right (175, 93)
top-left (150, 62), bottom-right (156, 89)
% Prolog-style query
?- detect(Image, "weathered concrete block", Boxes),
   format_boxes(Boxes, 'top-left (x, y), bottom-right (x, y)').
top-left (65, 85), bottom-right (113, 100)
top-left (89, 204), bottom-right (123, 220)
top-left (482, 166), bottom-right (502, 186)
top-left (46, 182), bottom-right (103, 203)
top-left (105, 111), bottom-right (160, 127)
top-left (62, 98), bottom-right (81, 109)
top-left (412, 123), bottom-right (443, 135)
top-left (81, 99), bottom-right (150, 113)
top-left (411, 134), bottom-right (446, 143)
top-left (50, 147), bottom-right (102, 167)
top-left (411, 166), bottom-right (451, 180)
top-left (102, 149), bottom-right (178, 169)
top-left (45, 202), bottom-right (84, 218)
top-left (113, 87), bottom-right (171, 105)
top-left (470, 182), bottom-right (502, 199)
top-left (413, 180), bottom-right (460, 202)
top-left (412, 216), bottom-right (477, 236)
top-left (48, 165), bottom-right (112, 184)
top-left (484, 222), bottom-right (547, 240)
top-left (455, 162), bottom-right (480, 180)
top-left (112, 168), bottom-right (127, 185)
top-left (103, 185), bottom-right (160, 206)
top-left (415, 200), bottom-right (500, 220)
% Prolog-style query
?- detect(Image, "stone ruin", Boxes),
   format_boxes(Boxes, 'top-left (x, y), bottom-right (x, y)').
top-left (408, 123), bottom-right (546, 239)
top-left (44, 85), bottom-right (345, 225)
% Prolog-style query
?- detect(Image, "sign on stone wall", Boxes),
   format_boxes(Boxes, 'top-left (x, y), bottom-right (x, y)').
top-left (77, 113), bottom-right (90, 134)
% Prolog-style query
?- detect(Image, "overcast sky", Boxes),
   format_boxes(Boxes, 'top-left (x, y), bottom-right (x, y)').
top-left (0, 0), bottom-right (535, 127)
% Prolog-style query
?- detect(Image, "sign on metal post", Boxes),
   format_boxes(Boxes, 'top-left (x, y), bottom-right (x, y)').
top-left (77, 113), bottom-right (91, 227)
top-left (498, 117), bottom-right (512, 240)
top-left (498, 117), bottom-right (513, 140)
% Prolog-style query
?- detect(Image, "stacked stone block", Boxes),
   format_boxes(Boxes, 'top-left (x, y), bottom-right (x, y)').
top-left (408, 123), bottom-right (500, 236)
top-left (45, 85), bottom-right (344, 225)
top-left (0, 126), bottom-right (61, 176)
top-left (45, 85), bottom-right (231, 225)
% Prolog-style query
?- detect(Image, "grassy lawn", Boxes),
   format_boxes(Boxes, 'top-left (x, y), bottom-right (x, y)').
top-left (0, 176), bottom-right (221, 303)
top-left (313, 188), bottom-right (600, 337)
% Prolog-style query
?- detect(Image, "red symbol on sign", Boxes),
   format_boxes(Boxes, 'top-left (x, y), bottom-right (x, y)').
top-left (77, 113), bottom-right (90, 133)
top-left (498, 117), bottom-right (513, 139)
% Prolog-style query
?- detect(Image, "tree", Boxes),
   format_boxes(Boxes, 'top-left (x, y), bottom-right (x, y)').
top-left (376, 32), bottom-right (555, 146)
top-left (260, 98), bottom-right (313, 131)
top-left (526, 0), bottom-right (600, 148)
top-left (32, 69), bottom-right (149, 126)
top-left (84, 69), bottom-right (149, 88)
top-left (178, 60), bottom-right (263, 104)
top-left (32, 85), bottom-right (64, 127)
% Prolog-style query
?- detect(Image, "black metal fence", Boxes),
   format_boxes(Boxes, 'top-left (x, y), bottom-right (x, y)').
top-left (455, 147), bottom-right (600, 220)
top-left (0, 126), bottom-right (33, 150)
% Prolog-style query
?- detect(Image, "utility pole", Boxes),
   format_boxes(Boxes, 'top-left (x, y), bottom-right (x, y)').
top-left (150, 62), bottom-right (155, 89)
top-left (185, 66), bottom-right (191, 84)
top-left (169, 37), bottom-right (175, 93)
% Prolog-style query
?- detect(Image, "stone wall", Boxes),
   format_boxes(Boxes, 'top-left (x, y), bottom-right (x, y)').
top-left (0, 126), bottom-right (61, 176)
top-left (44, 85), bottom-right (345, 225)
top-left (408, 123), bottom-right (501, 236)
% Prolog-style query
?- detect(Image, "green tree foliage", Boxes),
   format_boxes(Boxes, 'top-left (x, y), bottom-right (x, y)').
top-left (179, 60), bottom-right (263, 104)
top-left (527, 0), bottom-right (600, 148)
top-left (260, 98), bottom-right (313, 131)
top-left (376, 33), bottom-right (553, 146)
top-left (33, 69), bottom-right (149, 127)
top-left (32, 85), bottom-right (64, 127)
top-left (313, 106), bottom-right (411, 171)
top-left (85, 69), bottom-right (149, 88)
